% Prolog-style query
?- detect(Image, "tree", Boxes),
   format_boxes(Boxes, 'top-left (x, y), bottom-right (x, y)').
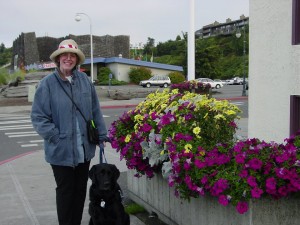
top-left (143, 37), bottom-right (155, 56)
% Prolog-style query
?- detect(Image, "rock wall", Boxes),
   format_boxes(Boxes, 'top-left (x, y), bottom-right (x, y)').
top-left (11, 32), bottom-right (130, 69)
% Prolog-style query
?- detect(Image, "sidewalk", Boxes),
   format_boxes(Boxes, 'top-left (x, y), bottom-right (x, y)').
top-left (0, 95), bottom-right (248, 225)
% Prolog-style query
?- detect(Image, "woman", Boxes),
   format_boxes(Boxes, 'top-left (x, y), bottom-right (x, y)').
top-left (31, 39), bottom-right (107, 225)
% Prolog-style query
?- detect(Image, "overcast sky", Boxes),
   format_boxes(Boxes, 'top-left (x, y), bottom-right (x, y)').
top-left (1, 0), bottom-right (248, 48)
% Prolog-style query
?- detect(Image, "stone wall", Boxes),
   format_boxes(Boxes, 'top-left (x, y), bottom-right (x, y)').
top-left (11, 32), bottom-right (130, 69)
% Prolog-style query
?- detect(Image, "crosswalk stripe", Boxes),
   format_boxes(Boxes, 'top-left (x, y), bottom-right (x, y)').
top-left (0, 120), bottom-right (31, 125)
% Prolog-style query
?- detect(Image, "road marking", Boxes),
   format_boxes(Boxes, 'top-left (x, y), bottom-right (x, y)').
top-left (0, 116), bottom-right (30, 120)
top-left (0, 120), bottom-right (31, 125)
top-left (8, 134), bottom-right (39, 138)
top-left (21, 144), bottom-right (39, 147)
top-left (5, 131), bottom-right (37, 135)
top-left (0, 125), bottom-right (33, 130)
top-left (29, 140), bottom-right (43, 143)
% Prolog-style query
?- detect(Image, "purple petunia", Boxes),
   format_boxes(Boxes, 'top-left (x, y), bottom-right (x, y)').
top-left (236, 201), bottom-right (249, 214)
top-left (248, 158), bottom-right (263, 170)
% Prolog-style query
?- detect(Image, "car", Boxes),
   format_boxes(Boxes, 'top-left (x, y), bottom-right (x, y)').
top-left (232, 77), bottom-right (244, 85)
top-left (225, 79), bottom-right (234, 85)
top-left (139, 75), bottom-right (171, 88)
top-left (195, 78), bottom-right (223, 89)
top-left (214, 79), bottom-right (227, 86)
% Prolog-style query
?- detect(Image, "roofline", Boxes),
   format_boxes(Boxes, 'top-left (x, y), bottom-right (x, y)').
top-left (83, 57), bottom-right (183, 72)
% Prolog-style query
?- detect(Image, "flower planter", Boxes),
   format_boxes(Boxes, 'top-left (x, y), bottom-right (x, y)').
top-left (127, 170), bottom-right (300, 225)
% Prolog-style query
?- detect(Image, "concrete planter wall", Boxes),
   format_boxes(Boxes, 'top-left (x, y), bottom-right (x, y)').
top-left (127, 170), bottom-right (300, 225)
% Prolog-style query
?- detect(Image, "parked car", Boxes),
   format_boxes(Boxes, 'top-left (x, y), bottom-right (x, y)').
top-left (139, 75), bottom-right (171, 88)
top-left (195, 78), bottom-right (224, 89)
top-left (232, 77), bottom-right (244, 85)
top-left (214, 79), bottom-right (227, 86)
top-left (226, 79), bottom-right (234, 85)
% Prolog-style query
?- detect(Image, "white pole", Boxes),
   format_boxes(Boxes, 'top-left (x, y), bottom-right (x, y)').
top-left (90, 19), bottom-right (94, 83)
top-left (75, 13), bottom-right (94, 82)
top-left (188, 0), bottom-right (195, 81)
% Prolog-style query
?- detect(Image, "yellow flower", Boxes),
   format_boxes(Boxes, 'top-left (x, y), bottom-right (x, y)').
top-left (214, 114), bottom-right (226, 120)
top-left (125, 134), bottom-right (131, 143)
top-left (134, 114), bottom-right (143, 122)
top-left (184, 144), bottom-right (192, 153)
top-left (225, 110), bottom-right (236, 115)
top-left (193, 127), bottom-right (201, 135)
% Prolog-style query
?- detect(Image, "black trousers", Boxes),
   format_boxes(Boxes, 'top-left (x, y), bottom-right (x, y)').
top-left (51, 161), bottom-right (90, 225)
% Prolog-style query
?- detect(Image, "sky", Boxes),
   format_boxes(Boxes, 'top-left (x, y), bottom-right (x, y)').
top-left (0, 0), bottom-right (248, 48)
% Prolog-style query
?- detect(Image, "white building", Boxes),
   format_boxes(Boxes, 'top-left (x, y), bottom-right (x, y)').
top-left (249, 0), bottom-right (300, 142)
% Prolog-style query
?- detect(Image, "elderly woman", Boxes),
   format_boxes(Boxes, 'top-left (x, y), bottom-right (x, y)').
top-left (31, 39), bottom-right (107, 225)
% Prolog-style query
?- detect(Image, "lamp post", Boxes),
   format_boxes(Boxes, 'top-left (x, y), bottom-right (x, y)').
top-left (75, 13), bottom-right (94, 82)
top-left (235, 25), bottom-right (247, 96)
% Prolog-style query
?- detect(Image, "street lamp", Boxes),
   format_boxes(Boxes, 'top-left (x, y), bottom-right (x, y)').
top-left (235, 25), bottom-right (247, 96)
top-left (75, 13), bottom-right (94, 82)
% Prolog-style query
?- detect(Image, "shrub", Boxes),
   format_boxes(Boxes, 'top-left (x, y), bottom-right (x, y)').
top-left (97, 67), bottom-right (112, 82)
top-left (128, 67), bottom-right (152, 84)
top-left (168, 71), bottom-right (186, 84)
top-left (96, 67), bottom-right (127, 86)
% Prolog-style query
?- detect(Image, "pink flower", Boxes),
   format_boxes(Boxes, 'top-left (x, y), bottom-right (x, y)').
top-left (251, 187), bottom-right (263, 198)
top-left (248, 158), bottom-right (263, 170)
top-left (266, 177), bottom-right (277, 190)
top-left (141, 123), bottom-right (152, 132)
top-left (235, 153), bottom-right (246, 164)
top-left (247, 176), bottom-right (257, 187)
top-left (195, 159), bottom-right (206, 169)
top-left (239, 170), bottom-right (248, 178)
top-left (236, 201), bottom-right (249, 214)
top-left (218, 195), bottom-right (229, 206)
top-left (211, 178), bottom-right (229, 196)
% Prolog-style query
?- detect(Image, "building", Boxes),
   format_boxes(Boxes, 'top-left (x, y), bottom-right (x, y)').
top-left (195, 15), bottom-right (249, 39)
top-left (249, 0), bottom-right (300, 142)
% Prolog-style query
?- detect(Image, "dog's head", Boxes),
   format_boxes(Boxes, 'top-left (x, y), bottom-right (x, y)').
top-left (89, 164), bottom-right (120, 191)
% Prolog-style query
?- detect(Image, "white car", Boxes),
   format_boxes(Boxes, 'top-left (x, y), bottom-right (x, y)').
top-left (195, 78), bottom-right (223, 89)
top-left (139, 75), bottom-right (171, 88)
top-left (214, 79), bottom-right (227, 86)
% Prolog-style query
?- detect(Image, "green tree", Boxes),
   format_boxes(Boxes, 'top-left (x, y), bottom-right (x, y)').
top-left (128, 67), bottom-right (152, 84)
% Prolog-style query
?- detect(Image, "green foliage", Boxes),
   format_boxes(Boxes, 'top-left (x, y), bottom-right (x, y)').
top-left (96, 67), bottom-right (127, 85)
top-left (153, 27), bottom-right (249, 80)
top-left (124, 203), bottom-right (146, 215)
top-left (0, 43), bottom-right (12, 67)
top-left (128, 67), bottom-right (152, 84)
top-left (97, 67), bottom-right (111, 82)
top-left (0, 68), bottom-right (25, 85)
top-left (168, 71), bottom-right (186, 84)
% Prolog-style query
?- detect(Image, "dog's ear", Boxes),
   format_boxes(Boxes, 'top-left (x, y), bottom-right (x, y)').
top-left (111, 164), bottom-right (120, 181)
top-left (89, 165), bottom-right (97, 182)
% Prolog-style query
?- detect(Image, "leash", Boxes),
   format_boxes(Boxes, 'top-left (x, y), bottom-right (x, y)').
top-left (99, 137), bottom-right (111, 164)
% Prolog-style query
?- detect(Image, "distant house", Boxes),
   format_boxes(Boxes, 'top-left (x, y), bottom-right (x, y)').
top-left (249, 0), bottom-right (300, 142)
top-left (84, 57), bottom-right (183, 82)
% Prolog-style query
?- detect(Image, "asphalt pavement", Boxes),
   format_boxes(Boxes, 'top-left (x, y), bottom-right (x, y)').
top-left (0, 85), bottom-right (248, 225)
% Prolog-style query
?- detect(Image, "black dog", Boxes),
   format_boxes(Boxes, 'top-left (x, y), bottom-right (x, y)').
top-left (88, 163), bottom-right (130, 225)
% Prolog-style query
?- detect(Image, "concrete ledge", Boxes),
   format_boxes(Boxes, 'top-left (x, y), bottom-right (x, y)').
top-left (127, 170), bottom-right (300, 225)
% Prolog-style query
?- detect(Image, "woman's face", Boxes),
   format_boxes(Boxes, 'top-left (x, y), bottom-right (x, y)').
top-left (58, 52), bottom-right (78, 75)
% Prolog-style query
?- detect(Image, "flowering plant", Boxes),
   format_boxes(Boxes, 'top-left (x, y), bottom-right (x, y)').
top-left (170, 80), bottom-right (211, 94)
top-left (109, 88), bottom-right (300, 214)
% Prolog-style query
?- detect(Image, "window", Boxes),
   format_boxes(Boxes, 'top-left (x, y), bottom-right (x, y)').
top-left (290, 95), bottom-right (300, 136)
top-left (292, 0), bottom-right (300, 44)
